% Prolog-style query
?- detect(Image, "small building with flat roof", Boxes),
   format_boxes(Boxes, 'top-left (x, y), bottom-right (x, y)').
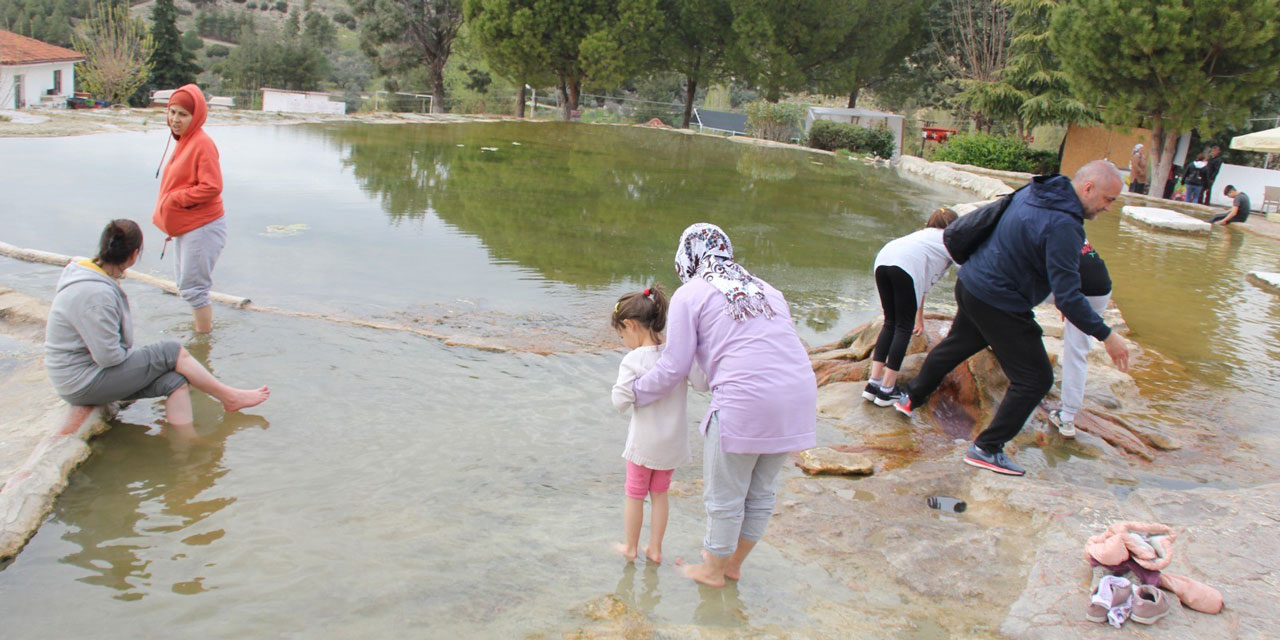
top-left (805, 107), bottom-right (905, 158)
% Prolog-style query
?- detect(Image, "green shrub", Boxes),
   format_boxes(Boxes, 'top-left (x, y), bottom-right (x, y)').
top-left (332, 11), bottom-right (356, 29)
top-left (745, 101), bottom-right (804, 142)
top-left (807, 120), bottom-right (896, 158)
top-left (274, 1), bottom-right (288, 10)
top-left (207, 44), bottom-right (231, 58)
top-left (933, 133), bottom-right (1060, 174)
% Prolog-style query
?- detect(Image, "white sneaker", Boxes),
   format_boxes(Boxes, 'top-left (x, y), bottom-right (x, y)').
top-left (1048, 410), bottom-right (1076, 439)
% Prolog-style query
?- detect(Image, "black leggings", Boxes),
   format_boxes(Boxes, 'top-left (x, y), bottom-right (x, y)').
top-left (872, 265), bottom-right (917, 371)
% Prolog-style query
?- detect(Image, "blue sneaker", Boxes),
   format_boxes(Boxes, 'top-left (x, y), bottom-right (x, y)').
top-left (963, 444), bottom-right (1025, 476)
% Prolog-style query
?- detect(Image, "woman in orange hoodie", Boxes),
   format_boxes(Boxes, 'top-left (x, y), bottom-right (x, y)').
top-left (153, 84), bottom-right (227, 334)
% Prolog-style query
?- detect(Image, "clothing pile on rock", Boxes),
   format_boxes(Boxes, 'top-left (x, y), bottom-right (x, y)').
top-left (1082, 521), bottom-right (1224, 628)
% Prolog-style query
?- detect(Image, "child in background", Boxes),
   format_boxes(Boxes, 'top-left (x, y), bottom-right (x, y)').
top-left (610, 286), bottom-right (707, 563)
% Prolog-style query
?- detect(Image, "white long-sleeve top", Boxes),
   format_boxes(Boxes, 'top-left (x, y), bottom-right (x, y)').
top-left (873, 227), bottom-right (956, 306)
top-left (611, 344), bottom-right (708, 470)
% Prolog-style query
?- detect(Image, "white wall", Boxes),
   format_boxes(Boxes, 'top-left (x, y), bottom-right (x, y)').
top-left (261, 90), bottom-right (345, 115)
top-left (0, 62), bottom-right (76, 109)
top-left (1208, 163), bottom-right (1280, 208)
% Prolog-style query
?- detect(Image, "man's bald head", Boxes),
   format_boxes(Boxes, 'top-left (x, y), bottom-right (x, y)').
top-left (1072, 160), bottom-right (1123, 219)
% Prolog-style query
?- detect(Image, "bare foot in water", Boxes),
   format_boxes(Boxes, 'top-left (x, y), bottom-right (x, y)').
top-left (676, 550), bottom-right (727, 587)
top-left (612, 542), bottom-right (637, 562)
top-left (644, 545), bottom-right (662, 564)
top-left (222, 386), bottom-right (270, 412)
top-left (724, 561), bottom-right (742, 581)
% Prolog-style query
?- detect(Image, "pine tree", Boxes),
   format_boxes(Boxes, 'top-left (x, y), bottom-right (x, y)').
top-left (1052, 0), bottom-right (1280, 197)
top-left (148, 0), bottom-right (201, 91)
top-left (1001, 0), bottom-right (1094, 130)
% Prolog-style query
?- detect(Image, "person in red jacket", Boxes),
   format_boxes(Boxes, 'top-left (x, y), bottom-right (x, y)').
top-left (153, 84), bottom-right (227, 334)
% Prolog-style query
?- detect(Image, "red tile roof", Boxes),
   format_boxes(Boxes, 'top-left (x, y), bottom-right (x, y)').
top-left (0, 30), bottom-right (85, 66)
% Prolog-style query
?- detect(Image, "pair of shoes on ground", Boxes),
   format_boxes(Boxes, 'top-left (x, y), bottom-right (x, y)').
top-left (1087, 577), bottom-right (1171, 626)
top-left (861, 381), bottom-right (909, 408)
top-left (1047, 409), bottom-right (1077, 439)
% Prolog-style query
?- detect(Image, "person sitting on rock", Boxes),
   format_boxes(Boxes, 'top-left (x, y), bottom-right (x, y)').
top-left (44, 219), bottom-right (269, 437)
top-left (1211, 185), bottom-right (1251, 225)
top-left (1048, 239), bottom-right (1113, 439)
top-left (894, 161), bottom-right (1130, 477)
top-left (864, 207), bottom-right (958, 407)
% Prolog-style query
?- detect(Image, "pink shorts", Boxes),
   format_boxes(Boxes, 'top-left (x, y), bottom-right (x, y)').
top-left (625, 461), bottom-right (674, 499)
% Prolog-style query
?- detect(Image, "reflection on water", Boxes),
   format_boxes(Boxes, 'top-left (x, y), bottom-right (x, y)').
top-left (318, 122), bottom-right (972, 342)
top-left (56, 410), bottom-right (268, 599)
top-left (0, 123), bottom-right (972, 348)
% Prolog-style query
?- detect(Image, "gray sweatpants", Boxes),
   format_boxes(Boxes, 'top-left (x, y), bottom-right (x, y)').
top-left (702, 413), bottom-right (788, 558)
top-left (60, 341), bottom-right (187, 406)
top-left (1060, 293), bottom-right (1111, 422)
top-left (173, 217), bottom-right (227, 309)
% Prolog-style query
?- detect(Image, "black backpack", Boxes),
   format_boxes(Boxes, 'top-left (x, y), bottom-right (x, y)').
top-left (942, 184), bottom-right (1028, 264)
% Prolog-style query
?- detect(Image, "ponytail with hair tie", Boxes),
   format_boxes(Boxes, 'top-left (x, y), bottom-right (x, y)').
top-left (95, 219), bottom-right (144, 267)
top-left (611, 284), bottom-right (669, 333)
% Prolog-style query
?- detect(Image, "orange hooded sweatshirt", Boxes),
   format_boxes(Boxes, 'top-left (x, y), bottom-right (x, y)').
top-left (152, 84), bottom-right (224, 238)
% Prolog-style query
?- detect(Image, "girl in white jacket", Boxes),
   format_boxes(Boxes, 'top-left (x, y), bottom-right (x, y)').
top-left (610, 285), bottom-right (706, 563)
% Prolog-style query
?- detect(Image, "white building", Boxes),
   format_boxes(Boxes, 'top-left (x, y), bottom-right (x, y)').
top-left (261, 88), bottom-right (346, 115)
top-left (0, 30), bottom-right (83, 109)
top-left (805, 107), bottom-right (906, 159)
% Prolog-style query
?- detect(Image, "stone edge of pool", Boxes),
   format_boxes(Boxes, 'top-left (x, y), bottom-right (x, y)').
top-left (0, 287), bottom-right (114, 563)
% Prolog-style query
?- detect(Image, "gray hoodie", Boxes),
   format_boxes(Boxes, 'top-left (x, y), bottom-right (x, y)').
top-left (44, 260), bottom-right (134, 396)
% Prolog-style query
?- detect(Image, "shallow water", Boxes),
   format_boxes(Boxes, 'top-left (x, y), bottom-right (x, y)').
top-left (1, 122), bottom-right (1278, 636)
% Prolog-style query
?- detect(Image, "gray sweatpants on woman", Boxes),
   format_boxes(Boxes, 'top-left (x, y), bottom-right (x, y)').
top-left (60, 341), bottom-right (187, 406)
top-left (1060, 293), bottom-right (1111, 422)
top-left (702, 413), bottom-right (788, 558)
top-left (174, 217), bottom-right (227, 309)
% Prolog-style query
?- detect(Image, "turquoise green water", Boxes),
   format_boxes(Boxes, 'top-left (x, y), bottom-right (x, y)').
top-left (0, 122), bottom-right (1277, 637)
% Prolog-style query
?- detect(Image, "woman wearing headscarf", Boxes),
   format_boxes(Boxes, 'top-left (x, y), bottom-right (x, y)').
top-left (632, 223), bottom-right (816, 587)
top-left (1128, 144), bottom-right (1147, 194)
top-left (153, 84), bottom-right (227, 334)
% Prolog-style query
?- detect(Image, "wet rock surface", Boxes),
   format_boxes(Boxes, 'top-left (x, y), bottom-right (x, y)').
top-left (797, 447), bottom-right (875, 476)
top-left (1122, 206), bottom-right (1212, 234)
top-left (779, 302), bottom-right (1279, 638)
top-left (0, 287), bottom-right (112, 561)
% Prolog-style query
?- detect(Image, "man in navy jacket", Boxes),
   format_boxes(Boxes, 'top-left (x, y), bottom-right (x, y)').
top-left (895, 160), bottom-right (1131, 476)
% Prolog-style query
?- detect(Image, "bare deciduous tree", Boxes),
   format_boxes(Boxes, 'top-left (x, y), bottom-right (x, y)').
top-left (935, 0), bottom-right (1016, 132)
top-left (73, 3), bottom-right (155, 105)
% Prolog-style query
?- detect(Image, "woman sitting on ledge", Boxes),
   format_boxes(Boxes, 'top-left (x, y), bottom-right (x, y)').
top-left (44, 219), bottom-right (268, 431)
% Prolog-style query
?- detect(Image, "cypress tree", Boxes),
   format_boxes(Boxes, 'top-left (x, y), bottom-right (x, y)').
top-left (149, 0), bottom-right (201, 91)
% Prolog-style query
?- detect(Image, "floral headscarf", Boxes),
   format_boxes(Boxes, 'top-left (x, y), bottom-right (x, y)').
top-left (675, 223), bottom-right (775, 322)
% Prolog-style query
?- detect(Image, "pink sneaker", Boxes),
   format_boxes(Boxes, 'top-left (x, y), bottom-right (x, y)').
top-left (1086, 576), bottom-right (1132, 623)
top-left (1130, 585), bottom-right (1171, 625)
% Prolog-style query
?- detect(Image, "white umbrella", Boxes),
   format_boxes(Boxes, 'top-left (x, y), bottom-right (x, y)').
top-left (1230, 126), bottom-right (1280, 153)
